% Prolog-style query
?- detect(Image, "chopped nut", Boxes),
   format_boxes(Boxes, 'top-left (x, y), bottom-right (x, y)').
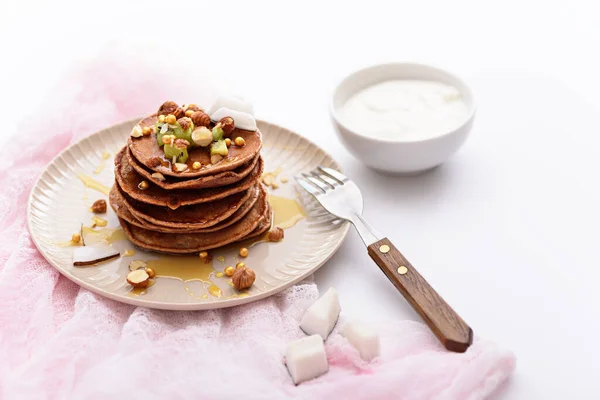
top-left (225, 138), bottom-right (232, 147)
top-left (191, 110), bottom-right (211, 127)
top-left (157, 101), bottom-right (179, 116)
top-left (129, 259), bottom-right (147, 271)
top-left (130, 124), bottom-right (143, 138)
top-left (177, 117), bottom-right (192, 131)
top-left (239, 247), bottom-right (249, 258)
top-left (126, 269), bottom-right (150, 288)
top-left (210, 154), bottom-right (223, 165)
top-left (280, 176), bottom-right (289, 183)
top-left (142, 126), bottom-right (152, 136)
top-left (262, 173), bottom-right (275, 186)
top-left (267, 226), bottom-right (284, 242)
top-left (234, 136), bottom-right (246, 147)
top-left (192, 161), bottom-right (201, 170)
top-left (162, 134), bottom-right (176, 145)
top-left (232, 267), bottom-right (256, 290)
top-left (151, 172), bottom-right (166, 181)
top-left (174, 138), bottom-right (190, 149)
top-left (174, 163), bottom-right (188, 172)
top-left (220, 116), bottom-right (235, 136)
top-left (71, 233), bottom-right (81, 243)
top-left (236, 262), bottom-right (245, 270)
top-left (158, 115), bottom-right (166, 123)
top-left (145, 267), bottom-right (156, 278)
top-left (147, 157), bottom-right (162, 168)
top-left (91, 199), bottom-right (107, 214)
top-left (138, 180), bottom-right (149, 190)
top-left (199, 251), bottom-right (208, 259)
top-left (166, 114), bottom-right (177, 125)
top-left (224, 266), bottom-right (235, 277)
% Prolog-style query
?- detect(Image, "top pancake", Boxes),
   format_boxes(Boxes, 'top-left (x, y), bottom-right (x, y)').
top-left (128, 114), bottom-right (262, 178)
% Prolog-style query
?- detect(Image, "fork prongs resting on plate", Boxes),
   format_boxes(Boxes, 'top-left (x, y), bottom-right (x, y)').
top-left (294, 166), bottom-right (348, 196)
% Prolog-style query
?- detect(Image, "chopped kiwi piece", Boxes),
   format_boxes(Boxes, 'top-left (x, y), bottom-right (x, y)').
top-left (210, 140), bottom-right (228, 157)
top-left (212, 125), bottom-right (224, 141)
top-left (173, 123), bottom-right (194, 145)
top-left (164, 143), bottom-right (189, 163)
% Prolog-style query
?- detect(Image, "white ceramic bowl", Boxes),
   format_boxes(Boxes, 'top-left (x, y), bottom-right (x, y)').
top-left (330, 63), bottom-right (476, 175)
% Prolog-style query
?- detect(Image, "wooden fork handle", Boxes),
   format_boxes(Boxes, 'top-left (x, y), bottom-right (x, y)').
top-left (367, 238), bottom-right (473, 353)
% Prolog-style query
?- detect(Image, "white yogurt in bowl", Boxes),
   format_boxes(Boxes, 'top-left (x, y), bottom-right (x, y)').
top-left (330, 63), bottom-right (476, 175)
top-left (339, 80), bottom-right (470, 141)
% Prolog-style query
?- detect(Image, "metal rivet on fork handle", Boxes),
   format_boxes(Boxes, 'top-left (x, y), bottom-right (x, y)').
top-left (397, 266), bottom-right (408, 275)
top-left (379, 244), bottom-right (390, 254)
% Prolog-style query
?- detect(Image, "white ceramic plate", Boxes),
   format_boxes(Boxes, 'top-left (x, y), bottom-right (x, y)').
top-left (27, 119), bottom-right (349, 310)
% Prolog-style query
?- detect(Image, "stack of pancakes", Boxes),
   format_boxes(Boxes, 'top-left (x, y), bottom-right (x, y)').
top-left (109, 114), bottom-right (271, 254)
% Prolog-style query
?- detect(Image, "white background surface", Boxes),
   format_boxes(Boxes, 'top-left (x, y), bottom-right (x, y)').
top-left (2, 1), bottom-right (600, 398)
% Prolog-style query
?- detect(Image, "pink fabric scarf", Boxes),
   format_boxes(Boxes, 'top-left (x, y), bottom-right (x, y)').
top-left (0, 44), bottom-right (515, 400)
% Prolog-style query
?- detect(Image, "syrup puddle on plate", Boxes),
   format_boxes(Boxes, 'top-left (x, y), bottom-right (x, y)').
top-left (77, 173), bottom-right (111, 196)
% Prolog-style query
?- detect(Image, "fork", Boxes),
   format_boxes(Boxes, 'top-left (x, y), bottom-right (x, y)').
top-left (295, 166), bottom-right (473, 353)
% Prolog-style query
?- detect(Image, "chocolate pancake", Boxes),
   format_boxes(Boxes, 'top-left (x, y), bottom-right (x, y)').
top-left (119, 191), bottom-right (272, 254)
top-left (115, 182), bottom-right (259, 229)
top-left (128, 114), bottom-right (262, 178)
top-left (126, 147), bottom-right (260, 190)
top-left (114, 147), bottom-right (264, 209)
top-left (109, 183), bottom-right (260, 234)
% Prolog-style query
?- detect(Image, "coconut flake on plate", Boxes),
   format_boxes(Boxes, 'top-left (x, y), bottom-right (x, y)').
top-left (72, 244), bottom-right (120, 266)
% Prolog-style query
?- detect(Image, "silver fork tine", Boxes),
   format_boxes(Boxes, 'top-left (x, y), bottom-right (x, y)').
top-left (294, 177), bottom-right (324, 196)
top-left (310, 170), bottom-right (338, 188)
top-left (302, 173), bottom-right (331, 193)
top-left (317, 166), bottom-right (348, 184)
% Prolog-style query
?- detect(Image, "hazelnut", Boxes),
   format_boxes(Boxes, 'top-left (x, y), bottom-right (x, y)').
top-left (185, 103), bottom-right (202, 112)
top-left (147, 157), bottom-right (162, 168)
top-left (225, 138), bottom-right (232, 147)
top-left (166, 114), bottom-right (177, 125)
top-left (267, 226), bottom-right (284, 242)
top-left (151, 172), bottom-right (166, 181)
top-left (210, 154), bottom-right (223, 165)
top-left (234, 137), bottom-right (246, 147)
top-left (236, 262), bottom-right (245, 270)
top-left (157, 101), bottom-right (179, 116)
top-left (138, 180), bottom-right (149, 190)
top-left (177, 117), bottom-right (192, 131)
top-left (142, 126), bottom-right (152, 136)
top-left (71, 233), bottom-right (81, 243)
top-left (158, 115), bottom-right (166, 123)
top-left (199, 251), bottom-right (208, 259)
top-left (232, 267), bottom-right (256, 290)
top-left (162, 134), bottom-right (175, 145)
top-left (191, 111), bottom-right (211, 127)
top-left (173, 107), bottom-right (185, 119)
top-left (129, 259), bottom-right (147, 271)
top-left (224, 266), bottom-right (235, 277)
top-left (239, 247), bottom-right (249, 258)
top-left (192, 161), bottom-right (201, 170)
top-left (126, 269), bottom-right (150, 288)
top-left (145, 267), bottom-right (156, 279)
top-left (91, 199), bottom-right (107, 214)
top-left (220, 116), bottom-right (235, 136)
